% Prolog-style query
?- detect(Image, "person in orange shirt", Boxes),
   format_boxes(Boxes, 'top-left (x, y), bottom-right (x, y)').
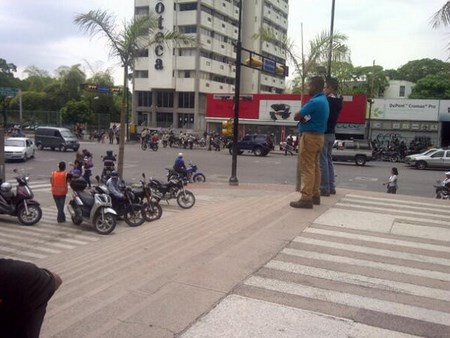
top-left (50, 161), bottom-right (71, 223)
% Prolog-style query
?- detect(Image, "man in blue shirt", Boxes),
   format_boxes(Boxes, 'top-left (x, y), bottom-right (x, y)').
top-left (290, 76), bottom-right (329, 209)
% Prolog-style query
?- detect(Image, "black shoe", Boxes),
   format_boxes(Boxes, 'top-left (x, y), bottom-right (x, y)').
top-left (290, 199), bottom-right (313, 209)
top-left (312, 196), bottom-right (320, 205)
top-left (320, 190), bottom-right (330, 197)
top-left (330, 189), bottom-right (336, 195)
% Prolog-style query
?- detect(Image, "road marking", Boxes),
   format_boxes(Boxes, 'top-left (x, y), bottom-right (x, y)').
top-left (265, 260), bottom-right (450, 301)
top-left (245, 276), bottom-right (450, 326)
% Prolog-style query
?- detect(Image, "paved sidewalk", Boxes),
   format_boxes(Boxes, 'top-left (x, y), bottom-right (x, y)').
top-left (35, 184), bottom-right (450, 337)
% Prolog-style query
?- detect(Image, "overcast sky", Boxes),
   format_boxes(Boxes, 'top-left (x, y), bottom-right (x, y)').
top-left (0, 0), bottom-right (448, 84)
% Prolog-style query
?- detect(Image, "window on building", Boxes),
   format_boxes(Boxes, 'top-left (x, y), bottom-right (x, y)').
top-left (399, 85), bottom-right (406, 97)
top-left (178, 92), bottom-right (195, 108)
top-left (178, 113), bottom-right (194, 129)
top-left (134, 70), bottom-right (149, 78)
top-left (135, 6), bottom-right (149, 15)
top-left (156, 92), bottom-right (174, 107)
top-left (156, 112), bottom-right (173, 128)
top-left (179, 3), bottom-right (197, 11)
top-left (136, 49), bottom-right (149, 57)
top-left (179, 25), bottom-right (197, 33)
top-left (137, 92), bottom-right (152, 107)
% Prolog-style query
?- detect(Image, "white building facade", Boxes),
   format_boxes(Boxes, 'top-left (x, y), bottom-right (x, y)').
top-left (383, 80), bottom-right (415, 99)
top-left (132, 0), bottom-right (289, 132)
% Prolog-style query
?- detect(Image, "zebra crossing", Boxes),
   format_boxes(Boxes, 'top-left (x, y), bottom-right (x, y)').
top-left (183, 194), bottom-right (450, 338)
top-left (0, 182), bottom-right (217, 263)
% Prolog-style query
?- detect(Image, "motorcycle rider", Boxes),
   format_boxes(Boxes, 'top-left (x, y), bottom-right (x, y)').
top-left (173, 153), bottom-right (188, 179)
top-left (444, 171), bottom-right (450, 188)
top-left (82, 149), bottom-right (94, 188)
top-left (106, 171), bottom-right (125, 212)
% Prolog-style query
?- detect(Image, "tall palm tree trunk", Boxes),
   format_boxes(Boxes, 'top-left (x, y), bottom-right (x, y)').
top-left (118, 65), bottom-right (128, 177)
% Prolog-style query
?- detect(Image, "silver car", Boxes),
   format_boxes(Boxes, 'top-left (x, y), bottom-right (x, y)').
top-left (408, 148), bottom-right (450, 170)
top-left (404, 148), bottom-right (437, 166)
top-left (4, 137), bottom-right (36, 161)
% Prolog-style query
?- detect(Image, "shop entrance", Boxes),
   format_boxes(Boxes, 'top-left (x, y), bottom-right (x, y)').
top-left (441, 122), bottom-right (450, 147)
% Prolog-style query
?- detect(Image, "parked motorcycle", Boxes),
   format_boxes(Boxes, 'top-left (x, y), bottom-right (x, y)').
top-left (0, 169), bottom-right (42, 225)
top-left (434, 180), bottom-right (450, 199)
top-left (167, 163), bottom-right (206, 183)
top-left (107, 180), bottom-right (146, 227)
top-left (131, 173), bottom-right (163, 222)
top-left (101, 152), bottom-right (117, 183)
top-left (149, 174), bottom-right (196, 209)
top-left (67, 176), bottom-right (117, 234)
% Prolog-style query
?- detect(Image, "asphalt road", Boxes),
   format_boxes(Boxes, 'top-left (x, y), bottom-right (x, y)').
top-left (4, 140), bottom-right (445, 198)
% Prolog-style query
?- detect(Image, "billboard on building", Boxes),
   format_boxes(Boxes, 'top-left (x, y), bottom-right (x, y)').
top-left (371, 99), bottom-right (439, 121)
top-left (206, 94), bottom-right (367, 125)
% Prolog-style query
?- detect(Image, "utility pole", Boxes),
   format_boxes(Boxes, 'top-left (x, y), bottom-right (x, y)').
top-left (229, 0), bottom-right (243, 186)
top-left (327, 0), bottom-right (336, 79)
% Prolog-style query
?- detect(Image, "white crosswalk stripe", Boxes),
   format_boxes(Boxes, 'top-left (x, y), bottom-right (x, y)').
top-left (232, 194), bottom-right (450, 337)
top-left (0, 186), bottom-right (215, 262)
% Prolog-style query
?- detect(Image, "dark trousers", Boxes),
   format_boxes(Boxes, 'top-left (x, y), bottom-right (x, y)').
top-left (83, 169), bottom-right (92, 188)
top-left (53, 195), bottom-right (66, 222)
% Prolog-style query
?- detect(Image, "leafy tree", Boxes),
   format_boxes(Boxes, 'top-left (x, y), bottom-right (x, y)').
top-left (0, 58), bottom-right (17, 75)
top-left (61, 99), bottom-right (93, 124)
top-left (0, 58), bottom-right (20, 88)
top-left (409, 73), bottom-right (450, 99)
top-left (22, 66), bottom-right (54, 92)
top-left (431, 1), bottom-right (450, 28)
top-left (57, 64), bottom-right (86, 101)
top-left (384, 69), bottom-right (400, 81)
top-left (350, 65), bottom-right (389, 97)
top-left (396, 58), bottom-right (450, 83)
top-left (74, 9), bottom-right (195, 176)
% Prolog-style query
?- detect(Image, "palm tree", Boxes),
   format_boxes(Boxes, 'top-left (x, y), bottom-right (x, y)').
top-left (253, 28), bottom-right (351, 93)
top-left (74, 9), bottom-right (195, 176)
top-left (431, 1), bottom-right (450, 28)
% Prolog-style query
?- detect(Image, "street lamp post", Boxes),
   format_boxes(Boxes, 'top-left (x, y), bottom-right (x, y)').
top-left (229, 0), bottom-right (243, 186)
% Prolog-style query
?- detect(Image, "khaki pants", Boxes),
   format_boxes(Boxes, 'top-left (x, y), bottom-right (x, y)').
top-left (298, 132), bottom-right (324, 201)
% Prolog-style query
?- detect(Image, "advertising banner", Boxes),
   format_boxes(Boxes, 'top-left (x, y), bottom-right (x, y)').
top-left (258, 100), bottom-right (302, 122)
top-left (371, 99), bottom-right (439, 121)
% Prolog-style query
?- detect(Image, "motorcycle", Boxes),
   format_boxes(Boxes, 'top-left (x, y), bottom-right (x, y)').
top-left (67, 176), bottom-right (117, 235)
top-left (101, 152), bottom-right (117, 183)
top-left (149, 174), bottom-right (196, 209)
top-left (167, 162), bottom-right (206, 183)
top-left (131, 173), bottom-right (163, 222)
top-left (142, 140), bottom-right (158, 151)
top-left (0, 169), bottom-right (42, 225)
top-left (434, 180), bottom-right (450, 199)
top-left (107, 180), bottom-right (146, 227)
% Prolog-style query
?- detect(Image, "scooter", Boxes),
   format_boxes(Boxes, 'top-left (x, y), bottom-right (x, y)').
top-left (101, 152), bottom-right (117, 183)
top-left (434, 180), bottom-right (450, 199)
top-left (0, 169), bottom-right (42, 225)
top-left (149, 174), bottom-right (196, 209)
top-left (67, 176), bottom-right (117, 235)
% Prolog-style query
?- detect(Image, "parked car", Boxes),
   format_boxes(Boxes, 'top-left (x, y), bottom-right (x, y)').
top-left (404, 148), bottom-right (438, 166)
top-left (227, 134), bottom-right (274, 156)
top-left (407, 148), bottom-right (450, 170)
top-left (332, 140), bottom-right (373, 166)
top-left (4, 137), bottom-right (36, 162)
top-left (35, 126), bottom-right (79, 152)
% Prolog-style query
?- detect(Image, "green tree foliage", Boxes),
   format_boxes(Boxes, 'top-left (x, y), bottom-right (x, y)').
top-left (409, 73), bottom-right (450, 99)
top-left (396, 58), bottom-right (450, 83)
top-left (350, 65), bottom-right (389, 97)
top-left (61, 99), bottom-right (93, 124)
top-left (22, 66), bottom-right (54, 92)
top-left (0, 58), bottom-right (20, 88)
top-left (56, 64), bottom-right (86, 101)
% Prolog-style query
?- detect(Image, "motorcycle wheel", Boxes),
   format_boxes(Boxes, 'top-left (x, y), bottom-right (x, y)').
top-left (193, 173), bottom-right (206, 183)
top-left (142, 202), bottom-right (163, 222)
top-left (177, 190), bottom-right (195, 209)
top-left (94, 212), bottom-right (116, 235)
top-left (152, 145), bottom-right (158, 151)
top-left (124, 204), bottom-right (146, 227)
top-left (141, 143), bottom-right (147, 151)
top-left (17, 204), bottom-right (42, 226)
top-left (436, 192), bottom-right (442, 199)
top-left (71, 215), bottom-right (83, 225)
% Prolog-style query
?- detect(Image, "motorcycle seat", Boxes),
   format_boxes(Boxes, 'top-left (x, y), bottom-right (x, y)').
top-left (78, 191), bottom-right (95, 206)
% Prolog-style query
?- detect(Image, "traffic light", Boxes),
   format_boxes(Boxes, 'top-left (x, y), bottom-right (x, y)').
top-left (244, 56), bottom-right (263, 69)
top-left (222, 119), bottom-right (233, 137)
top-left (84, 84), bottom-right (97, 92)
top-left (111, 87), bottom-right (121, 93)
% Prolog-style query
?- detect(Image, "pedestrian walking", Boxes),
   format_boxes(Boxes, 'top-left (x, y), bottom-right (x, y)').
top-left (383, 167), bottom-right (399, 194)
top-left (50, 161), bottom-right (70, 223)
top-left (0, 258), bottom-right (62, 338)
top-left (290, 76), bottom-right (329, 209)
top-left (115, 128), bottom-right (120, 144)
top-left (82, 149), bottom-right (94, 188)
top-left (320, 78), bottom-right (343, 196)
top-left (108, 127), bottom-right (114, 144)
top-left (284, 135), bottom-right (294, 156)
